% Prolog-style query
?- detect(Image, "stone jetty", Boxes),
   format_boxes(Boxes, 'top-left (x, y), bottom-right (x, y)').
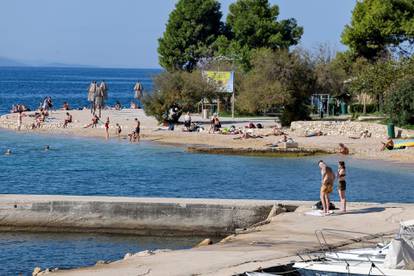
top-left (1, 195), bottom-right (410, 276)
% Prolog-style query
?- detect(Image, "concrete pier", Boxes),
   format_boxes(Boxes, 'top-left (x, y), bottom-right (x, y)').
top-left (38, 201), bottom-right (414, 276)
top-left (0, 195), bottom-right (293, 236)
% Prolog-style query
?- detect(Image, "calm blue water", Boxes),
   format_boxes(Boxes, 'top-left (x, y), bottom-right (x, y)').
top-left (0, 232), bottom-right (199, 276)
top-left (0, 67), bottom-right (160, 114)
top-left (0, 67), bottom-right (413, 275)
top-left (0, 129), bottom-right (413, 202)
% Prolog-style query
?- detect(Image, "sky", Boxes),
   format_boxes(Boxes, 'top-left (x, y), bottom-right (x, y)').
top-left (0, 0), bottom-right (356, 68)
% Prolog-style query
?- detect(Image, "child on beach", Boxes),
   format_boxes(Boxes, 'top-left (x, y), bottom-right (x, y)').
top-left (337, 161), bottom-right (347, 212)
top-left (115, 123), bottom-right (122, 138)
top-left (104, 117), bottom-right (110, 139)
top-left (134, 118), bottom-right (141, 142)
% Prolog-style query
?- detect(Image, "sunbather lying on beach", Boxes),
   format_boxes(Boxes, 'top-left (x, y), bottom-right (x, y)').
top-left (265, 135), bottom-right (295, 147)
top-left (233, 129), bottom-right (264, 140)
top-left (349, 130), bottom-right (372, 139)
top-left (220, 125), bottom-right (242, 135)
top-left (305, 130), bottom-right (324, 137)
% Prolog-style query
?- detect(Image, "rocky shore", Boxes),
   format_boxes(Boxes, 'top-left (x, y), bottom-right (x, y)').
top-left (290, 120), bottom-right (406, 138)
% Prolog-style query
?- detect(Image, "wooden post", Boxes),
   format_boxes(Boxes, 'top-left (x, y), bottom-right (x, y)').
top-left (231, 92), bottom-right (235, 119)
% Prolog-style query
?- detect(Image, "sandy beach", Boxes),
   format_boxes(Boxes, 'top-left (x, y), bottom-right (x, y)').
top-left (1, 108), bottom-right (413, 164)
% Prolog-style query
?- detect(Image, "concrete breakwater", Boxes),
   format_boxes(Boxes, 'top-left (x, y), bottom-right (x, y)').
top-left (0, 195), bottom-right (294, 236)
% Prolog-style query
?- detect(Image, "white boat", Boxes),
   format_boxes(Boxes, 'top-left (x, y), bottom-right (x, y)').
top-left (293, 220), bottom-right (414, 276)
top-left (324, 243), bottom-right (389, 264)
top-left (294, 261), bottom-right (414, 276)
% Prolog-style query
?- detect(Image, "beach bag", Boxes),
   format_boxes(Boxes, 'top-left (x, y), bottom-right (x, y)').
top-left (314, 201), bottom-right (336, 210)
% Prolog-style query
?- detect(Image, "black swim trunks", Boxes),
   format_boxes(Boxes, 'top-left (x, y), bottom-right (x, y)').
top-left (338, 180), bottom-right (346, 191)
top-left (135, 127), bottom-right (140, 134)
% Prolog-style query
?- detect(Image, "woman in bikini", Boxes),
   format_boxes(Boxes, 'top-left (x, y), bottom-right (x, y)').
top-left (337, 161), bottom-right (347, 212)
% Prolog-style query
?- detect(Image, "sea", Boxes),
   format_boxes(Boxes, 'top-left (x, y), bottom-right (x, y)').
top-left (0, 66), bottom-right (161, 114)
top-left (0, 67), bottom-right (413, 275)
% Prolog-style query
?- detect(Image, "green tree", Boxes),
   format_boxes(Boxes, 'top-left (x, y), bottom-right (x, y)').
top-left (342, 0), bottom-right (414, 60)
top-left (217, 0), bottom-right (303, 70)
top-left (385, 76), bottom-right (414, 126)
top-left (158, 0), bottom-right (223, 71)
top-left (143, 71), bottom-right (219, 122)
top-left (237, 49), bottom-right (315, 125)
top-left (347, 60), bottom-right (398, 113)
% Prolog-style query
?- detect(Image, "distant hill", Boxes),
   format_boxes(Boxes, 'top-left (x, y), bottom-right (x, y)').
top-left (41, 62), bottom-right (94, 68)
top-left (0, 57), bottom-right (94, 68)
top-left (0, 57), bottom-right (27, 67)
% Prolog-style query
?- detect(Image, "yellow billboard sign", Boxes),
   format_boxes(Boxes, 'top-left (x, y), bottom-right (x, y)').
top-left (204, 71), bottom-right (234, 93)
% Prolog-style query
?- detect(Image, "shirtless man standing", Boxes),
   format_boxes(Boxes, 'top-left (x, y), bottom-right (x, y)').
top-left (318, 160), bottom-right (335, 215)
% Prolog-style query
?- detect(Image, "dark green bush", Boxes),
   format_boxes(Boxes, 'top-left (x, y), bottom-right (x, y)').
top-left (143, 71), bottom-right (219, 123)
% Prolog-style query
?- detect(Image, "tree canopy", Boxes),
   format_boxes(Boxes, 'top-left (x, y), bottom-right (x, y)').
top-left (226, 0), bottom-right (303, 50)
top-left (342, 0), bottom-right (414, 60)
top-left (158, 0), bottom-right (223, 71)
top-left (216, 0), bottom-right (303, 70)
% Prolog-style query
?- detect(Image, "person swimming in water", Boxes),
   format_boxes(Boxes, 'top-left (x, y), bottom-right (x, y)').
top-left (4, 149), bottom-right (12, 155)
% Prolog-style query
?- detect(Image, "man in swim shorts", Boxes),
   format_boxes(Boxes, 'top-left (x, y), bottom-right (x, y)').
top-left (318, 160), bottom-right (335, 215)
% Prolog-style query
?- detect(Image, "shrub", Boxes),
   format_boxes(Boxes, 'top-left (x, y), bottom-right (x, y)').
top-left (349, 104), bottom-right (377, 114)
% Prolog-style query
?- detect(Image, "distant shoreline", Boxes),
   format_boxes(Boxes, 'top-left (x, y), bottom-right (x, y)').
top-left (0, 64), bottom-right (164, 70)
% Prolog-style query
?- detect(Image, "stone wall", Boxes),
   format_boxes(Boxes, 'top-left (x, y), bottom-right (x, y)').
top-left (290, 121), bottom-right (401, 138)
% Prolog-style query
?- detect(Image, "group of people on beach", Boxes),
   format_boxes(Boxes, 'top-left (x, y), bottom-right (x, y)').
top-left (86, 80), bottom-right (144, 116)
top-left (318, 160), bottom-right (347, 215)
top-left (87, 80), bottom-right (108, 118)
